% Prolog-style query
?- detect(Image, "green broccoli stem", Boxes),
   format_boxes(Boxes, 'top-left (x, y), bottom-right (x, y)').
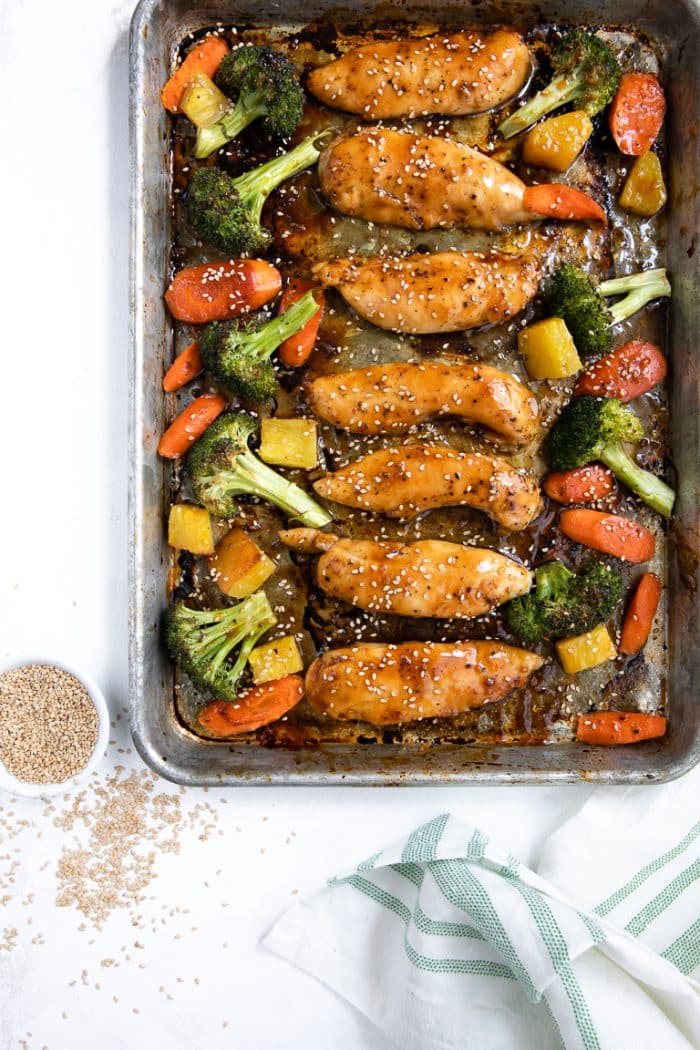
top-left (234, 448), bottom-right (332, 527)
top-left (242, 291), bottom-right (321, 363)
top-left (231, 134), bottom-right (323, 218)
top-left (599, 442), bottom-right (675, 518)
top-left (599, 269), bottom-right (672, 326)
top-left (194, 88), bottom-right (269, 158)
top-left (498, 67), bottom-right (587, 139)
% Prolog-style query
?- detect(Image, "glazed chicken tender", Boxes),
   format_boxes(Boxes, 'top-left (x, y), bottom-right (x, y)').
top-left (306, 361), bottom-right (540, 446)
top-left (318, 128), bottom-right (605, 231)
top-left (305, 641), bottom-right (545, 724)
top-left (313, 445), bottom-right (542, 530)
top-left (279, 530), bottom-right (533, 618)
top-left (313, 249), bottom-right (542, 334)
top-left (306, 30), bottom-right (531, 119)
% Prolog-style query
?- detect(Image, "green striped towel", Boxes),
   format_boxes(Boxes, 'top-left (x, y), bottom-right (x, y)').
top-left (265, 781), bottom-right (700, 1049)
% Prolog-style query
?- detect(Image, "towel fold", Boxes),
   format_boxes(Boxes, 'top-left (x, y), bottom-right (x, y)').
top-left (265, 769), bottom-right (700, 1050)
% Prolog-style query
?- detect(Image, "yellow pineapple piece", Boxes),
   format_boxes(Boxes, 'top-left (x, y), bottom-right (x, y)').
top-left (556, 625), bottom-right (617, 675)
top-left (518, 318), bottom-right (582, 380)
top-left (522, 111), bottom-right (593, 172)
top-left (168, 504), bottom-right (215, 555)
top-left (209, 528), bottom-right (275, 599)
top-left (248, 635), bottom-right (304, 684)
top-left (619, 152), bottom-right (667, 217)
top-left (259, 418), bottom-right (318, 470)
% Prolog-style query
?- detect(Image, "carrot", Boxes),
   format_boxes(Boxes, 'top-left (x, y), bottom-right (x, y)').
top-left (544, 465), bottom-right (615, 504)
top-left (163, 341), bottom-right (204, 392)
top-left (165, 260), bottom-right (282, 324)
top-left (197, 675), bottom-right (305, 736)
top-left (522, 183), bottom-right (607, 224)
top-left (278, 279), bottom-right (325, 367)
top-left (609, 73), bottom-right (666, 156)
top-left (559, 509), bottom-right (655, 563)
top-left (157, 394), bottom-right (227, 459)
top-left (574, 340), bottom-right (667, 402)
top-left (576, 710), bottom-right (666, 746)
top-left (619, 572), bottom-right (662, 655)
top-left (160, 36), bottom-right (229, 113)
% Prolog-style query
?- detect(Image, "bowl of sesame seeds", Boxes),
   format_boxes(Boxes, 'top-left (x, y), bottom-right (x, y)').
top-left (0, 660), bottom-right (110, 798)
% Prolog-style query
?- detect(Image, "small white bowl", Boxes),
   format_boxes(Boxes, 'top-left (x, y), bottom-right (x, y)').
top-left (0, 658), bottom-right (110, 799)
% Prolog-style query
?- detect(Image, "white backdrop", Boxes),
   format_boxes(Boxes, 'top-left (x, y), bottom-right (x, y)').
top-left (1, 2), bottom-right (604, 1046)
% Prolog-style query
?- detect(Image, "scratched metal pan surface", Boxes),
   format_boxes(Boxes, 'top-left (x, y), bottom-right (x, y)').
top-left (128, 0), bottom-right (700, 785)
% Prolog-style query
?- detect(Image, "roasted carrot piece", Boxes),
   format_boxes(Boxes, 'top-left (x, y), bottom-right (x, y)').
top-left (619, 572), bottom-right (662, 655)
top-left (523, 183), bottom-right (607, 224)
top-left (161, 36), bottom-right (230, 113)
top-left (544, 465), bottom-right (615, 504)
top-left (157, 394), bottom-right (227, 459)
top-left (608, 73), bottom-right (666, 156)
top-left (164, 260), bottom-right (282, 324)
top-left (197, 675), bottom-right (305, 736)
top-left (163, 341), bottom-right (204, 392)
top-left (277, 280), bottom-right (325, 367)
top-left (576, 710), bottom-right (666, 745)
top-left (574, 341), bottom-right (667, 402)
top-left (559, 509), bottom-right (655, 563)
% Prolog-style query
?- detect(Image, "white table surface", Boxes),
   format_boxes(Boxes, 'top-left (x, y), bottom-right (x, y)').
top-left (0, 2), bottom-right (623, 1046)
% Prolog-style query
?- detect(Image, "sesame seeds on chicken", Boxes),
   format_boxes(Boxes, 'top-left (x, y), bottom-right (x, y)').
top-left (306, 30), bottom-right (531, 119)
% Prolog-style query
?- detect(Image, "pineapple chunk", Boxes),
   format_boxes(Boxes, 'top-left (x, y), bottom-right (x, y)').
top-left (518, 318), bottom-right (582, 380)
top-left (259, 418), bottom-right (318, 470)
top-left (248, 635), bottom-right (304, 684)
top-left (619, 152), bottom-right (667, 217)
top-left (209, 528), bottom-right (275, 599)
top-left (168, 504), bottom-right (215, 555)
top-left (556, 625), bottom-right (617, 675)
top-left (522, 111), bottom-right (593, 172)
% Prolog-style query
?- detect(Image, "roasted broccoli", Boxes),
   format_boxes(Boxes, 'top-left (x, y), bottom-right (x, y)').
top-left (503, 559), bottom-right (622, 644)
top-left (200, 291), bottom-right (320, 403)
top-left (187, 412), bottom-right (332, 526)
top-left (194, 45), bottom-right (304, 158)
top-left (545, 264), bottom-right (671, 358)
top-left (188, 133), bottom-right (323, 255)
top-left (546, 395), bottom-right (675, 517)
top-left (498, 29), bottom-right (620, 139)
top-left (167, 591), bottom-right (276, 701)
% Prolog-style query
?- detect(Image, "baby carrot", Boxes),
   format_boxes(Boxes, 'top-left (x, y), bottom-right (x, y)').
top-left (197, 675), bottom-right (305, 736)
top-left (609, 73), bottom-right (666, 156)
top-left (278, 280), bottom-right (325, 367)
top-left (161, 36), bottom-right (229, 113)
top-left (157, 394), bottom-right (227, 459)
top-left (544, 465), bottom-right (615, 504)
top-left (165, 259), bottom-right (282, 323)
top-left (619, 572), bottom-right (662, 655)
top-left (576, 711), bottom-right (666, 745)
top-left (559, 509), bottom-right (655, 563)
top-left (522, 183), bottom-right (607, 224)
top-left (163, 341), bottom-right (204, 392)
top-left (574, 341), bottom-right (667, 402)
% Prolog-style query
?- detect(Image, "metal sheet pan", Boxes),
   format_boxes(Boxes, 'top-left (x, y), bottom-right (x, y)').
top-left (128, 0), bottom-right (700, 785)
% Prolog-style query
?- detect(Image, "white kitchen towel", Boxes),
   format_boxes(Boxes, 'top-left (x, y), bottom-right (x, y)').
top-left (264, 771), bottom-right (700, 1050)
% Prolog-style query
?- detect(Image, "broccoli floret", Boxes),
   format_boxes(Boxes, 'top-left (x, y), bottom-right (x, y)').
top-left (546, 395), bottom-right (675, 517)
top-left (194, 45), bottom-right (304, 158)
top-left (167, 591), bottom-right (276, 701)
top-left (498, 29), bottom-right (620, 139)
top-left (200, 290), bottom-right (320, 403)
top-left (545, 264), bottom-right (672, 358)
top-left (188, 133), bottom-right (323, 255)
top-left (503, 559), bottom-right (622, 644)
top-left (186, 412), bottom-right (332, 526)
